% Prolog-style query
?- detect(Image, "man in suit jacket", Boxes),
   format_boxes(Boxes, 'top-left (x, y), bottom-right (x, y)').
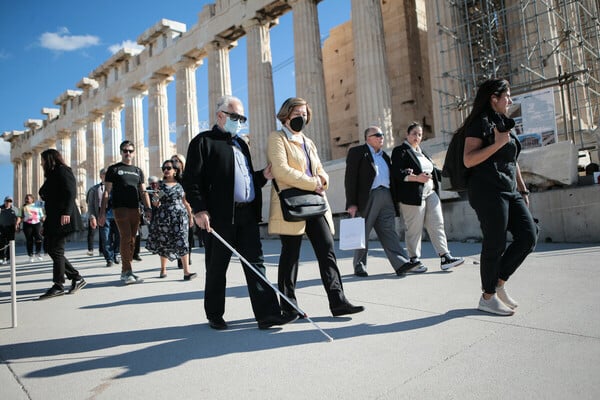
top-left (344, 126), bottom-right (419, 277)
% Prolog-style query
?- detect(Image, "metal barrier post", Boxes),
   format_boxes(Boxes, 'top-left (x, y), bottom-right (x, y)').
top-left (10, 240), bottom-right (17, 328)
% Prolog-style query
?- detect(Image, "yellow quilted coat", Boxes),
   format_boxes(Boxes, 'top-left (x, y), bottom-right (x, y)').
top-left (267, 130), bottom-right (334, 236)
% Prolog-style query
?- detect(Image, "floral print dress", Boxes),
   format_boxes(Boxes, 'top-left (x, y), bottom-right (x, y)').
top-left (146, 182), bottom-right (189, 261)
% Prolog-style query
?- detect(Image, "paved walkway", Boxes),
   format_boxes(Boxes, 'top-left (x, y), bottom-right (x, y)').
top-left (1, 239), bottom-right (599, 399)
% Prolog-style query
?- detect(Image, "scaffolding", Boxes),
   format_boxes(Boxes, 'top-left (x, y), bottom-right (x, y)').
top-left (432, 0), bottom-right (600, 155)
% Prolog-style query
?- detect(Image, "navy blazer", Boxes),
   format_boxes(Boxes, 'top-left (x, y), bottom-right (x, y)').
top-left (344, 143), bottom-right (398, 216)
top-left (391, 142), bottom-right (441, 206)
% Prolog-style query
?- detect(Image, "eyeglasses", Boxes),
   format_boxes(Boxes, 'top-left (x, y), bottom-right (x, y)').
top-left (122, 149), bottom-right (135, 154)
top-left (222, 111), bottom-right (247, 123)
top-left (162, 166), bottom-right (173, 171)
top-left (368, 132), bottom-right (384, 138)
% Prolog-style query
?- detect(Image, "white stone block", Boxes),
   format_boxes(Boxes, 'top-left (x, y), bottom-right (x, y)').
top-left (519, 141), bottom-right (579, 188)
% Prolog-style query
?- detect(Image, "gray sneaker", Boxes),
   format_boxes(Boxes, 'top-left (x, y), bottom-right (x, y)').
top-left (408, 258), bottom-right (427, 273)
top-left (121, 272), bottom-right (136, 285)
top-left (478, 294), bottom-right (514, 316)
top-left (131, 273), bottom-right (144, 283)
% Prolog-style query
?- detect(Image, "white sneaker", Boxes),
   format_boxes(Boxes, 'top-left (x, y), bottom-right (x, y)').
top-left (29, 257), bottom-right (35, 263)
top-left (36, 254), bottom-right (44, 261)
top-left (0, 259), bottom-right (6, 265)
top-left (496, 285), bottom-right (518, 309)
top-left (478, 294), bottom-right (515, 316)
top-left (87, 250), bottom-right (94, 256)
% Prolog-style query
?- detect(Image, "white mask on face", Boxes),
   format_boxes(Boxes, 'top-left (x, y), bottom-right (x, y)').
top-left (224, 117), bottom-right (242, 136)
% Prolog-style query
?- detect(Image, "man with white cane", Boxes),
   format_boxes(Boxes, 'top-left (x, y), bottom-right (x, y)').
top-left (183, 95), bottom-right (297, 331)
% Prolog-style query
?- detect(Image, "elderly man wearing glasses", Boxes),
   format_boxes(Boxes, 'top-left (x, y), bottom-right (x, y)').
top-left (183, 95), bottom-right (296, 331)
top-left (344, 126), bottom-right (419, 277)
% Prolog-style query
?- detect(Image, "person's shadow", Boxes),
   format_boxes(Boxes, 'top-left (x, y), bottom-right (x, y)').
top-left (1, 308), bottom-right (483, 379)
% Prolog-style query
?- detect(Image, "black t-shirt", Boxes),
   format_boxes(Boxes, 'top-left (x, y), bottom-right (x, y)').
top-left (465, 111), bottom-right (521, 192)
top-left (105, 162), bottom-right (145, 209)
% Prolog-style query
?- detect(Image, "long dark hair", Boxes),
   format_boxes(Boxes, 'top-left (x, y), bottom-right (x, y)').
top-left (40, 149), bottom-right (69, 178)
top-left (456, 79), bottom-right (510, 136)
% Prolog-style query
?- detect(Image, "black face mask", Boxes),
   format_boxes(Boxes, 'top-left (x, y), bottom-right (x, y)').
top-left (289, 116), bottom-right (306, 132)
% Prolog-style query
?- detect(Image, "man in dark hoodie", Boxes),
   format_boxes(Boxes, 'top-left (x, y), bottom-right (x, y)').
top-left (183, 95), bottom-right (296, 331)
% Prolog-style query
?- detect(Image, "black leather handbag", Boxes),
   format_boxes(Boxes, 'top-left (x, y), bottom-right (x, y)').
top-left (273, 179), bottom-right (327, 222)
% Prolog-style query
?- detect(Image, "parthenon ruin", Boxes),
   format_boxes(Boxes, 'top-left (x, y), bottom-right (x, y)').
top-left (3, 0), bottom-right (600, 212)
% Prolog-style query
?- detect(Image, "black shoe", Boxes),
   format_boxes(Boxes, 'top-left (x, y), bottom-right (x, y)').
top-left (113, 256), bottom-right (121, 264)
top-left (396, 260), bottom-right (421, 276)
top-left (208, 317), bottom-right (228, 330)
top-left (177, 259), bottom-right (183, 269)
top-left (39, 285), bottom-right (65, 300)
top-left (331, 302), bottom-right (365, 317)
top-left (69, 278), bottom-right (87, 294)
top-left (257, 313), bottom-right (299, 330)
top-left (354, 263), bottom-right (368, 277)
top-left (133, 255), bottom-right (142, 261)
top-left (183, 273), bottom-right (197, 281)
top-left (106, 260), bottom-right (113, 268)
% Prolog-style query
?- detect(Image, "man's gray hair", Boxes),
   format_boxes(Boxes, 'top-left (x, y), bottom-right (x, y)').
top-left (216, 95), bottom-right (242, 113)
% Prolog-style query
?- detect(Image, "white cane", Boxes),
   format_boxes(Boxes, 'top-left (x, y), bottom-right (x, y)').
top-left (210, 229), bottom-right (334, 342)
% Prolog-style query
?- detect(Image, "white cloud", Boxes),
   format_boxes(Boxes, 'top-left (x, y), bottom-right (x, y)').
top-left (40, 27), bottom-right (100, 51)
top-left (108, 40), bottom-right (144, 55)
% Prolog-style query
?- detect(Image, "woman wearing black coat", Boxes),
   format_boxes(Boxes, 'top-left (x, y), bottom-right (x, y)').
top-left (391, 122), bottom-right (464, 273)
top-left (38, 149), bottom-right (86, 299)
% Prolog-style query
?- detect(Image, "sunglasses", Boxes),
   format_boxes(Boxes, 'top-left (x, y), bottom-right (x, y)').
top-left (369, 132), bottom-right (384, 138)
top-left (162, 166), bottom-right (173, 171)
top-left (122, 149), bottom-right (135, 154)
top-left (222, 111), bottom-right (247, 123)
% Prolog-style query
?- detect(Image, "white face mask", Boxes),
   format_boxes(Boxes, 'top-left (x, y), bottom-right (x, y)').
top-left (224, 118), bottom-right (242, 136)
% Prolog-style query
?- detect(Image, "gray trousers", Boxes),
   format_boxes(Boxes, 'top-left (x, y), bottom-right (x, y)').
top-left (353, 187), bottom-right (409, 272)
top-left (399, 192), bottom-right (449, 259)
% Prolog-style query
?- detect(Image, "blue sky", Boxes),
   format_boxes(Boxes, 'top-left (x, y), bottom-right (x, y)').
top-left (0, 0), bottom-right (351, 200)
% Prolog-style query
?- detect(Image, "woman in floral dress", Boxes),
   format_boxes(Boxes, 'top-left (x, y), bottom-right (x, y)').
top-left (146, 159), bottom-right (197, 280)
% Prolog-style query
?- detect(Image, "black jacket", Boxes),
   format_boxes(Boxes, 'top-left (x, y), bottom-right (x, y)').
top-left (345, 143), bottom-right (398, 216)
top-left (39, 164), bottom-right (83, 234)
top-left (391, 142), bottom-right (441, 206)
top-left (183, 125), bottom-right (267, 224)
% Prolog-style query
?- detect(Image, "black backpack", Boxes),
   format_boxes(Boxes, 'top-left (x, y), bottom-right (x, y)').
top-left (441, 130), bottom-right (468, 192)
top-left (441, 114), bottom-right (515, 192)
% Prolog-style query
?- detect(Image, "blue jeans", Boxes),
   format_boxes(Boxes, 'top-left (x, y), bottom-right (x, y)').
top-left (99, 218), bottom-right (120, 262)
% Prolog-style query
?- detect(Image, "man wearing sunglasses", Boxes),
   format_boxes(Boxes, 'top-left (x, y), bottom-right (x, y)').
top-left (344, 126), bottom-right (419, 277)
top-left (183, 95), bottom-right (296, 331)
top-left (99, 140), bottom-right (151, 285)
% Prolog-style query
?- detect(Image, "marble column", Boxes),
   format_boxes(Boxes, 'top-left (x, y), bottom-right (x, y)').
top-left (176, 57), bottom-right (201, 156)
top-left (148, 76), bottom-right (172, 177)
top-left (125, 88), bottom-right (148, 174)
top-left (56, 132), bottom-right (71, 167)
top-left (31, 148), bottom-right (44, 197)
top-left (206, 40), bottom-right (233, 121)
top-left (351, 0), bottom-right (394, 145)
top-left (244, 18), bottom-right (277, 167)
top-left (104, 103), bottom-right (123, 167)
top-left (290, 0), bottom-right (331, 160)
top-left (86, 112), bottom-right (104, 192)
top-left (72, 124), bottom-right (87, 211)
top-left (22, 152), bottom-right (33, 200)
top-left (13, 158), bottom-right (22, 205)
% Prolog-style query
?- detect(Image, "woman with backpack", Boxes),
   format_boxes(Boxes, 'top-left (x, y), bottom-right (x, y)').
top-left (462, 79), bottom-right (537, 316)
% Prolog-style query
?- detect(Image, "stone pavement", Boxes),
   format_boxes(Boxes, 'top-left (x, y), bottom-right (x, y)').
top-left (1, 239), bottom-right (599, 399)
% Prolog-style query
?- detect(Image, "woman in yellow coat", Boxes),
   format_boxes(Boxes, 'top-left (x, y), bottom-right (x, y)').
top-left (268, 97), bottom-right (364, 318)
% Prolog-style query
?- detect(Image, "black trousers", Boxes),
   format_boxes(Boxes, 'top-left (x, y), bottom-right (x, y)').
top-left (203, 205), bottom-right (280, 321)
top-left (23, 223), bottom-right (43, 256)
top-left (279, 215), bottom-right (346, 315)
top-left (0, 225), bottom-right (16, 260)
top-left (45, 232), bottom-right (82, 287)
top-left (468, 188), bottom-right (537, 294)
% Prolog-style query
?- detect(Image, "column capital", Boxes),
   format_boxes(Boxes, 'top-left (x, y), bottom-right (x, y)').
top-left (205, 38), bottom-right (237, 52)
top-left (242, 16), bottom-right (279, 30)
top-left (176, 54), bottom-right (204, 69)
top-left (21, 151), bottom-right (33, 159)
